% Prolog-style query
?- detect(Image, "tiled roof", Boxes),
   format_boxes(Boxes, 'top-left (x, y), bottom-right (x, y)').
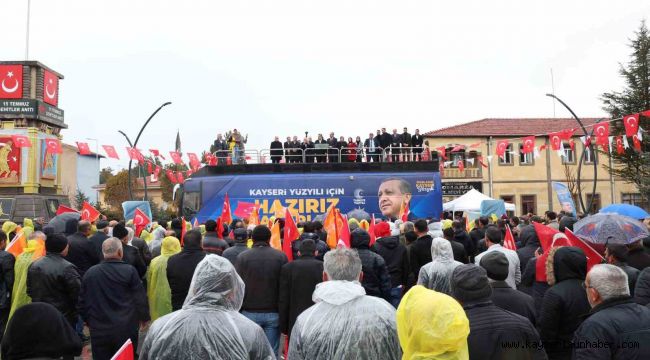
top-left (424, 118), bottom-right (606, 137)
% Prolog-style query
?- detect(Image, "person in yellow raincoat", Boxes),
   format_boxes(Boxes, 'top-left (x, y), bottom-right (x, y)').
top-left (21, 219), bottom-right (34, 240)
top-left (396, 285), bottom-right (470, 360)
top-left (146, 236), bottom-right (181, 321)
top-left (8, 235), bottom-right (46, 322)
top-left (1, 222), bottom-right (18, 241)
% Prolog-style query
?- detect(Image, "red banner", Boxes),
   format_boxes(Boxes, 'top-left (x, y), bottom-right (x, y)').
top-left (102, 145), bottom-right (120, 159)
top-left (76, 142), bottom-right (91, 155)
top-left (44, 138), bottom-right (62, 154)
top-left (43, 70), bottom-right (59, 106)
top-left (11, 135), bottom-right (31, 148)
top-left (0, 65), bottom-right (23, 99)
top-left (623, 113), bottom-right (640, 137)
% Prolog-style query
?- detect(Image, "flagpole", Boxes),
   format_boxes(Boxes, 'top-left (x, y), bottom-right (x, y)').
top-left (25, 0), bottom-right (31, 60)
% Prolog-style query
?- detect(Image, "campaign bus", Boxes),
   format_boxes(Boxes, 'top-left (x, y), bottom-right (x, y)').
top-left (181, 163), bottom-right (443, 224)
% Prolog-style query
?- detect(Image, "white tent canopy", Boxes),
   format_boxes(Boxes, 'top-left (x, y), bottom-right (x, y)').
top-left (443, 188), bottom-right (516, 213)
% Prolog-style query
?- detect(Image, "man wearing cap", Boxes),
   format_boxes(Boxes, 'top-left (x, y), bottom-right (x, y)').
top-left (474, 225), bottom-right (521, 289)
top-left (451, 264), bottom-right (545, 360)
top-left (223, 228), bottom-right (249, 264)
top-left (64, 220), bottom-right (99, 278)
top-left (89, 220), bottom-right (110, 261)
top-left (26, 233), bottom-right (81, 327)
top-left (479, 251), bottom-right (536, 325)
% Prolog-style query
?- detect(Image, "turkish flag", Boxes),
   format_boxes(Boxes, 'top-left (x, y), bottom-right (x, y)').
top-left (176, 171), bottom-right (185, 183)
top-left (450, 144), bottom-right (465, 152)
top-left (222, 194), bottom-right (233, 224)
top-left (80, 201), bottom-right (101, 222)
top-left (111, 338), bottom-right (134, 360)
top-left (283, 209), bottom-right (299, 261)
top-left (521, 136), bottom-right (535, 154)
top-left (169, 151), bottom-right (184, 164)
top-left (565, 229), bottom-right (605, 272)
top-left (457, 160), bottom-right (465, 172)
top-left (495, 140), bottom-right (509, 157)
top-left (533, 222), bottom-right (559, 252)
top-left (616, 136), bottom-right (625, 154)
top-left (593, 121), bottom-right (610, 148)
top-left (368, 214), bottom-right (377, 247)
top-left (126, 147), bottom-right (144, 163)
top-left (0, 65), bottom-right (23, 99)
top-left (149, 149), bottom-right (160, 157)
top-left (633, 134), bottom-right (642, 151)
top-left (434, 146), bottom-right (446, 160)
top-left (548, 132), bottom-right (563, 151)
top-left (43, 70), bottom-right (59, 106)
top-left (623, 114), bottom-right (640, 137)
top-left (56, 205), bottom-right (78, 215)
top-left (187, 152), bottom-right (201, 170)
top-left (165, 169), bottom-right (177, 184)
top-left (76, 142), bottom-right (91, 155)
top-left (338, 213), bottom-right (351, 248)
top-left (154, 165), bottom-right (161, 178)
top-left (234, 201), bottom-right (257, 219)
top-left (206, 153), bottom-right (217, 166)
top-left (503, 225), bottom-right (517, 250)
top-left (133, 208), bottom-right (151, 237)
top-left (44, 138), bottom-right (62, 154)
top-left (102, 145), bottom-right (119, 159)
top-left (11, 135), bottom-right (31, 148)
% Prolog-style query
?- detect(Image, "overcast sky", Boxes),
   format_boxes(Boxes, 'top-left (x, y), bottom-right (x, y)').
top-left (2, 0), bottom-right (649, 171)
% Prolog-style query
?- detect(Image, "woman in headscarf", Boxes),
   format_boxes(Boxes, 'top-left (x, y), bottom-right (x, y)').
top-left (149, 226), bottom-right (167, 259)
top-left (417, 237), bottom-right (462, 294)
top-left (1, 302), bottom-right (82, 359)
top-left (140, 255), bottom-right (274, 359)
top-left (396, 285), bottom-right (469, 360)
top-left (8, 236), bottom-right (46, 322)
top-left (146, 236), bottom-right (181, 321)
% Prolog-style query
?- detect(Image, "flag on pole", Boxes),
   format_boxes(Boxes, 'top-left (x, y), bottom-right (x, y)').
top-left (110, 338), bottom-right (134, 360)
top-left (6, 230), bottom-right (27, 258)
top-left (133, 208), bottom-right (151, 237)
top-left (180, 216), bottom-right (187, 246)
top-left (270, 220), bottom-right (281, 251)
top-left (339, 214), bottom-right (351, 248)
top-left (368, 214), bottom-right (377, 247)
top-left (503, 225), bottom-right (517, 250)
top-left (56, 205), bottom-right (78, 215)
top-left (323, 206), bottom-right (340, 249)
top-left (565, 229), bottom-right (605, 272)
top-left (81, 202), bottom-right (101, 222)
top-left (248, 206), bottom-right (260, 226)
top-left (283, 209), bottom-right (299, 261)
top-left (221, 194), bottom-right (233, 225)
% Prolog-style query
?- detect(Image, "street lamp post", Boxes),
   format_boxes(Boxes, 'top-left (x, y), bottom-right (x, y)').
top-left (545, 94), bottom-right (599, 214)
top-left (118, 102), bottom-right (171, 201)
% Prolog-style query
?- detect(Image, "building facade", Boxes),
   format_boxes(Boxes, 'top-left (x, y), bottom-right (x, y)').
top-left (60, 143), bottom-right (102, 205)
top-left (424, 118), bottom-right (642, 215)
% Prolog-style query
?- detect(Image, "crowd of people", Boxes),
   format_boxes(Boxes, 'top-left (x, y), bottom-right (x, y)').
top-left (268, 128), bottom-right (426, 164)
top-left (0, 210), bottom-right (649, 359)
top-left (209, 129), bottom-right (249, 165)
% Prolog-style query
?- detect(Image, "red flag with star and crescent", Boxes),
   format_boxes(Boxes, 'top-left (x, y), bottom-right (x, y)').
top-left (43, 70), bottom-right (59, 106)
top-left (102, 145), bottom-right (119, 159)
top-left (133, 208), bottom-right (151, 237)
top-left (169, 151), bottom-right (184, 165)
top-left (593, 121), bottom-right (610, 149)
top-left (187, 152), bottom-right (201, 170)
top-left (0, 65), bottom-right (23, 99)
top-left (623, 114), bottom-right (640, 137)
top-left (44, 138), bottom-right (62, 154)
top-left (81, 201), bottom-right (101, 222)
top-left (176, 171), bottom-right (185, 184)
top-left (504, 225), bottom-right (517, 250)
top-left (11, 135), bottom-right (31, 148)
top-left (521, 136), bottom-right (535, 154)
top-left (56, 205), bottom-right (78, 215)
top-left (126, 147), bottom-right (144, 163)
top-left (76, 142), bottom-right (91, 155)
top-left (165, 169), bottom-right (177, 184)
top-left (616, 136), bottom-right (625, 155)
top-left (222, 194), bottom-right (233, 225)
top-left (283, 209), bottom-right (299, 262)
top-left (548, 132), bottom-right (563, 151)
top-left (633, 134), bottom-right (642, 151)
top-left (495, 140), bottom-right (509, 157)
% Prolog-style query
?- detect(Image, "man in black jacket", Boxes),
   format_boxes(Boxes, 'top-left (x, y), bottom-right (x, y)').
top-left (363, 133), bottom-right (381, 162)
top-left (443, 227), bottom-right (469, 264)
top-left (26, 233), bottom-right (81, 326)
top-left (64, 220), bottom-right (99, 278)
top-left (573, 264), bottom-right (650, 359)
top-left (453, 220), bottom-right (475, 261)
top-left (127, 226), bottom-right (152, 267)
top-left (167, 230), bottom-right (206, 310)
top-left (326, 132), bottom-right (338, 163)
top-left (291, 222), bottom-right (329, 261)
top-left (236, 225), bottom-right (288, 355)
top-left (451, 264), bottom-right (546, 360)
top-left (390, 129), bottom-right (401, 162)
top-left (606, 244), bottom-right (640, 296)
top-left (627, 240), bottom-right (650, 271)
top-left (479, 251), bottom-right (536, 325)
top-left (538, 246), bottom-right (591, 360)
top-left (411, 129), bottom-right (424, 161)
top-left (112, 224), bottom-right (146, 279)
top-left (469, 216), bottom-right (488, 253)
top-left (372, 229), bottom-right (409, 308)
top-left (0, 230), bottom-right (14, 331)
top-left (279, 240), bottom-right (323, 338)
top-left (222, 228), bottom-right (248, 264)
top-left (409, 220), bottom-right (434, 280)
top-left (401, 127), bottom-right (412, 162)
top-left (79, 238), bottom-right (149, 360)
top-left (350, 229), bottom-right (391, 302)
top-left (203, 219), bottom-right (229, 255)
top-left (88, 220), bottom-right (110, 261)
top-left (379, 128), bottom-right (391, 161)
top-left (283, 136), bottom-right (292, 163)
top-left (270, 136), bottom-right (283, 164)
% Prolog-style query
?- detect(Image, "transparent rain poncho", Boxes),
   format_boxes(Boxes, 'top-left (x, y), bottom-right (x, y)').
top-left (146, 236), bottom-right (181, 321)
top-left (417, 237), bottom-right (463, 295)
top-left (397, 285), bottom-right (469, 360)
top-left (288, 280), bottom-right (401, 360)
top-left (139, 254), bottom-right (274, 359)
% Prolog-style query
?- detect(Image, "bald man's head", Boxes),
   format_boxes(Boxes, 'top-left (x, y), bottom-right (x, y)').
top-left (102, 237), bottom-right (123, 260)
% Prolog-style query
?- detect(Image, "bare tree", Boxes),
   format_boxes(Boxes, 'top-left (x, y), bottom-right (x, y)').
top-left (563, 163), bottom-right (584, 207)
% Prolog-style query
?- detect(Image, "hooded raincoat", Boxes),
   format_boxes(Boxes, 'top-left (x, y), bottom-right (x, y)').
top-left (8, 239), bottom-right (45, 321)
top-left (417, 238), bottom-right (462, 295)
top-left (397, 285), bottom-right (469, 360)
top-left (146, 236), bottom-right (181, 321)
top-left (140, 255), bottom-right (274, 359)
top-left (148, 227), bottom-right (166, 258)
top-left (288, 280), bottom-right (401, 360)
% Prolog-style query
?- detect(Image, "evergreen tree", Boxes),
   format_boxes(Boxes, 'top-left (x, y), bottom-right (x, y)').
top-left (601, 21), bottom-right (650, 200)
top-left (74, 188), bottom-right (90, 210)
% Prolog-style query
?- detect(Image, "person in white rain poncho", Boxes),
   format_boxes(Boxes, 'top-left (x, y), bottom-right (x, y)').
top-left (288, 247), bottom-right (401, 360)
top-left (417, 237), bottom-right (463, 294)
top-left (139, 255), bottom-right (274, 360)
